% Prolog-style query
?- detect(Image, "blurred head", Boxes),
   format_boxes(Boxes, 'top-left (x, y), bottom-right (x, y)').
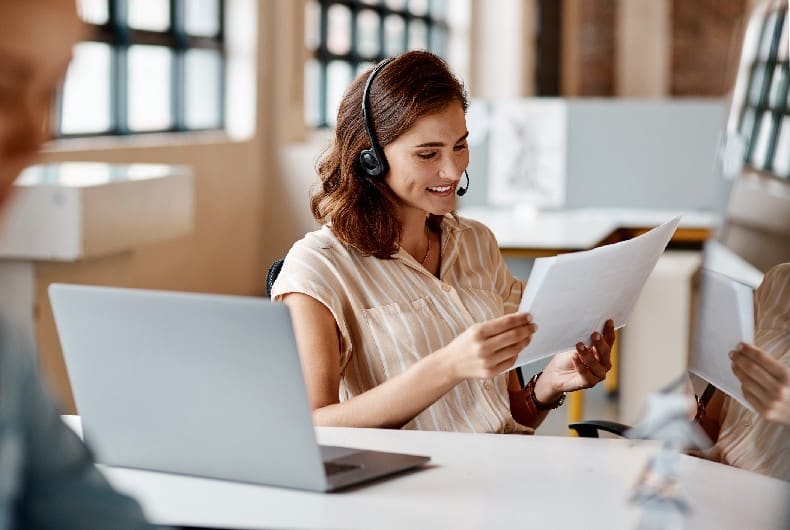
top-left (0, 0), bottom-right (82, 207)
top-left (311, 50), bottom-right (469, 258)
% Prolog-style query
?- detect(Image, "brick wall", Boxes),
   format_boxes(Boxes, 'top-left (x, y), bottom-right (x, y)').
top-left (671, 0), bottom-right (749, 96)
top-left (577, 0), bottom-right (617, 96)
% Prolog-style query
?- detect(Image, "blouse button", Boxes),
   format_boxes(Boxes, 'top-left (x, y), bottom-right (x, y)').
top-left (483, 381), bottom-right (492, 390)
top-left (441, 283), bottom-right (451, 292)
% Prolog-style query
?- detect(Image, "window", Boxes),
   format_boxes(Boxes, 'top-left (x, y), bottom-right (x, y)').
top-left (733, 2), bottom-right (789, 179)
top-left (305, 0), bottom-right (450, 128)
top-left (57, 0), bottom-right (225, 137)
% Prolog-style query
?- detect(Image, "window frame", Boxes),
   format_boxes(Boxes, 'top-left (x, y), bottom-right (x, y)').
top-left (735, 2), bottom-right (789, 180)
top-left (306, 0), bottom-right (450, 129)
top-left (56, 0), bottom-right (226, 138)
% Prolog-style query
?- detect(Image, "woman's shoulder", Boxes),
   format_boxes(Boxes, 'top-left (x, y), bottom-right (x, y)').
top-left (290, 224), bottom-right (334, 248)
top-left (282, 225), bottom-right (354, 269)
top-left (273, 226), bottom-right (358, 301)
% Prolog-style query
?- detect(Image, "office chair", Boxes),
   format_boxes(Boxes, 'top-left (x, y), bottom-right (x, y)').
top-left (568, 420), bottom-right (631, 438)
top-left (265, 258), bottom-right (285, 298)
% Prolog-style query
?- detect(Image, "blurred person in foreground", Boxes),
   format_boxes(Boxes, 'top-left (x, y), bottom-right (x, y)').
top-left (0, 1), bottom-right (162, 528)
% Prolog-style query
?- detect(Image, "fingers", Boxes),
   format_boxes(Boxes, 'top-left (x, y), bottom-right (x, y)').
top-left (488, 333), bottom-right (534, 368)
top-left (603, 319), bottom-right (616, 347)
top-left (731, 352), bottom-right (778, 395)
top-left (734, 343), bottom-right (787, 381)
top-left (570, 352), bottom-right (600, 388)
top-left (461, 314), bottom-right (535, 378)
top-left (574, 342), bottom-right (608, 380)
top-left (730, 345), bottom-right (790, 425)
top-left (741, 383), bottom-right (790, 426)
top-left (479, 312), bottom-right (533, 339)
top-left (730, 344), bottom-right (789, 401)
top-left (741, 381), bottom-right (774, 411)
top-left (486, 321), bottom-right (537, 352)
top-left (492, 352), bottom-right (520, 375)
top-left (590, 330), bottom-right (613, 370)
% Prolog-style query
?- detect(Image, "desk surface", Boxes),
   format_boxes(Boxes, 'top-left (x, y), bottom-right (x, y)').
top-left (64, 417), bottom-right (789, 530)
top-left (458, 207), bottom-right (719, 254)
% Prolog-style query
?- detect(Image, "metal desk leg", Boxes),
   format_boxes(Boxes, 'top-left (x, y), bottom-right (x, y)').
top-left (605, 330), bottom-right (620, 396)
top-left (567, 390), bottom-right (585, 436)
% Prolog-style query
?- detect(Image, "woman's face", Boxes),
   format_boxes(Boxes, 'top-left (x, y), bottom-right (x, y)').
top-left (382, 102), bottom-right (469, 220)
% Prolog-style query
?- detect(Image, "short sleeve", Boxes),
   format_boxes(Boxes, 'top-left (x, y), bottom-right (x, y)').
top-left (477, 222), bottom-right (526, 314)
top-left (270, 236), bottom-right (354, 370)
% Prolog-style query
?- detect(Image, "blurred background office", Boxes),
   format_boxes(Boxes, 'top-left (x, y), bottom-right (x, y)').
top-left (2, 0), bottom-right (787, 423)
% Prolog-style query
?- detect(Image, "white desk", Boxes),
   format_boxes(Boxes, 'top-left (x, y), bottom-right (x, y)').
top-left (458, 206), bottom-right (720, 256)
top-left (63, 417), bottom-right (789, 530)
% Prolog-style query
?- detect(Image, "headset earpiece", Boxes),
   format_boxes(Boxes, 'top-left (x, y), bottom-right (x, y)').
top-left (359, 147), bottom-right (386, 178)
top-left (359, 58), bottom-right (395, 179)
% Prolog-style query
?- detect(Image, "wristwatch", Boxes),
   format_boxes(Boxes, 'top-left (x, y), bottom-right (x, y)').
top-left (528, 372), bottom-right (566, 411)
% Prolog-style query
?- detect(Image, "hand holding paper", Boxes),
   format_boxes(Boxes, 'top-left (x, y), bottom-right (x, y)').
top-left (688, 268), bottom-right (755, 411)
top-left (730, 343), bottom-right (790, 426)
top-left (536, 319), bottom-right (616, 396)
top-left (512, 216), bottom-right (681, 368)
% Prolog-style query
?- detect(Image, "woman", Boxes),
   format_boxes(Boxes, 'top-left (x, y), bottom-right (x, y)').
top-left (696, 262), bottom-right (789, 480)
top-left (272, 50), bottom-right (615, 433)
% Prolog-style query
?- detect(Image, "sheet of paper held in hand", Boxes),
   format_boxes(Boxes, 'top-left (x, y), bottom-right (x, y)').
top-left (512, 216), bottom-right (681, 369)
top-left (689, 268), bottom-right (755, 411)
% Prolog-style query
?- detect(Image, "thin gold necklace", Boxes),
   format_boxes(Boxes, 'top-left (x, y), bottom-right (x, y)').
top-left (419, 225), bottom-right (431, 265)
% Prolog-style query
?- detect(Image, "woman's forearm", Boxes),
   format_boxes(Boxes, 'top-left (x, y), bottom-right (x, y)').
top-left (506, 371), bottom-right (550, 429)
top-left (312, 348), bottom-right (461, 428)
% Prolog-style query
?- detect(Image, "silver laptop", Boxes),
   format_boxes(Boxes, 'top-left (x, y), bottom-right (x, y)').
top-left (49, 283), bottom-right (429, 492)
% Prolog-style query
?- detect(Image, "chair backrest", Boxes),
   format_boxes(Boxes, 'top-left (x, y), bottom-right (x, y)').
top-left (266, 258), bottom-right (285, 298)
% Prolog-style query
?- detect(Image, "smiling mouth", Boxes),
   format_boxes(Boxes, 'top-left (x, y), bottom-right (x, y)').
top-left (427, 184), bottom-right (454, 193)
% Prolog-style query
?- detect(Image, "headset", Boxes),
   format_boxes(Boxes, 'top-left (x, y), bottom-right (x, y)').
top-left (358, 57), bottom-right (470, 197)
top-left (359, 58), bottom-right (395, 179)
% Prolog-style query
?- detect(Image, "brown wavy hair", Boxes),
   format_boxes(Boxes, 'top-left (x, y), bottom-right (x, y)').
top-left (310, 50), bottom-right (469, 259)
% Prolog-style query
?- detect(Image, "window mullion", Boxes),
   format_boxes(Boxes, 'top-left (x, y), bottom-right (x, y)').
top-left (319, 0), bottom-right (330, 127)
top-left (172, 0), bottom-right (186, 132)
top-left (111, 0), bottom-right (129, 135)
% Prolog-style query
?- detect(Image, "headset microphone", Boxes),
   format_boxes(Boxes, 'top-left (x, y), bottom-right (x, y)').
top-left (456, 170), bottom-right (470, 196)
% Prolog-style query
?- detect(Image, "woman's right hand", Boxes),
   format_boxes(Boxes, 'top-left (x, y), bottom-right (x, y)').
top-left (440, 312), bottom-right (536, 381)
top-left (731, 342), bottom-right (790, 426)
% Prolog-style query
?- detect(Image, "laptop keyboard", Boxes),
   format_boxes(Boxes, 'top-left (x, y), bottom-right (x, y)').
top-left (324, 461), bottom-right (361, 476)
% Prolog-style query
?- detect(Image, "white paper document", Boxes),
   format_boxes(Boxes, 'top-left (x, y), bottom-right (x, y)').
top-left (688, 269), bottom-right (755, 411)
top-left (513, 216), bottom-right (681, 368)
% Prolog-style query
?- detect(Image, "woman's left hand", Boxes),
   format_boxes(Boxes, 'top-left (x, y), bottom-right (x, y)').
top-left (535, 319), bottom-right (616, 403)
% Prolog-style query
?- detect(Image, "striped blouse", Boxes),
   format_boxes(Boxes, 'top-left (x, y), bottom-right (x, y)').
top-left (271, 215), bottom-right (532, 433)
top-left (713, 262), bottom-right (789, 481)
